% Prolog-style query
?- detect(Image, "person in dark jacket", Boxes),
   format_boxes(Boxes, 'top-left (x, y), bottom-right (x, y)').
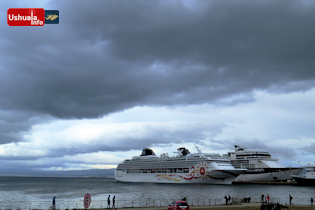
top-left (52, 196), bottom-right (56, 210)
top-left (112, 196), bottom-right (116, 209)
top-left (289, 194), bottom-right (293, 205)
top-left (107, 195), bottom-right (111, 209)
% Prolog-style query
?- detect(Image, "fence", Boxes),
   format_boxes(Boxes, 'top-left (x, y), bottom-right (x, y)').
top-left (0, 197), bottom-right (281, 210)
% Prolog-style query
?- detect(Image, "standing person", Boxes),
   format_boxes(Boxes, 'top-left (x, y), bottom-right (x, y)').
top-left (261, 194), bottom-right (265, 203)
top-left (107, 195), bottom-right (111, 209)
top-left (111, 196), bottom-right (116, 209)
top-left (311, 197), bottom-right (313, 206)
top-left (289, 194), bottom-right (293, 206)
top-left (52, 196), bottom-right (56, 210)
top-left (228, 195), bottom-right (231, 204)
top-left (224, 195), bottom-right (228, 205)
top-left (266, 195), bottom-right (270, 204)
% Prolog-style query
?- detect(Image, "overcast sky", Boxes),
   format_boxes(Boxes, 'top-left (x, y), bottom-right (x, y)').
top-left (1, 0), bottom-right (315, 174)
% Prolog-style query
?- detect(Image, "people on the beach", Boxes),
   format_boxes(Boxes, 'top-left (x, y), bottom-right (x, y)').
top-left (111, 196), bottom-right (116, 209)
top-left (261, 194), bottom-right (265, 203)
top-left (266, 195), bottom-right (270, 204)
top-left (224, 195), bottom-right (228, 205)
top-left (44, 195), bottom-right (315, 208)
top-left (289, 194), bottom-right (293, 205)
top-left (241, 197), bottom-right (251, 203)
top-left (228, 195), bottom-right (231, 204)
top-left (107, 195), bottom-right (111, 209)
top-left (52, 196), bottom-right (56, 210)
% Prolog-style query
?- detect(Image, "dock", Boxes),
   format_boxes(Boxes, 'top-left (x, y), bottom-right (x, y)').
top-left (233, 181), bottom-right (297, 185)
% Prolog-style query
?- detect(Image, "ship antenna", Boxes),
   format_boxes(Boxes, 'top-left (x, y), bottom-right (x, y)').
top-left (194, 144), bottom-right (202, 153)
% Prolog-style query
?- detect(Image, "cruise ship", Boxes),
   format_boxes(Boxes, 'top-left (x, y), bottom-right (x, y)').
top-left (206, 145), bottom-right (303, 182)
top-left (115, 147), bottom-right (246, 184)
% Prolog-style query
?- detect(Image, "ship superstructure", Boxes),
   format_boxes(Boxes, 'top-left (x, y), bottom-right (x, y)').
top-left (206, 145), bottom-right (303, 182)
top-left (115, 147), bottom-right (246, 184)
top-left (229, 145), bottom-right (284, 170)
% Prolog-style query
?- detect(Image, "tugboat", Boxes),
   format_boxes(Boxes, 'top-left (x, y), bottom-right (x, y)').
top-left (292, 162), bottom-right (315, 186)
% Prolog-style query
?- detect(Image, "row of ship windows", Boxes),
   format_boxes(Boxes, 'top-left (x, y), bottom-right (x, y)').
top-left (122, 168), bottom-right (191, 173)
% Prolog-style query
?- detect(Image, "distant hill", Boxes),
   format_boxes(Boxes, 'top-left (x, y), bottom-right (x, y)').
top-left (0, 168), bottom-right (115, 177)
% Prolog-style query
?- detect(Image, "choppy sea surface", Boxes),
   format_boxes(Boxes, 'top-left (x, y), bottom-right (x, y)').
top-left (0, 176), bottom-right (315, 207)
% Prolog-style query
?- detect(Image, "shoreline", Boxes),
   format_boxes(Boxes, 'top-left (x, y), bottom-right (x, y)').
top-left (106, 203), bottom-right (314, 210)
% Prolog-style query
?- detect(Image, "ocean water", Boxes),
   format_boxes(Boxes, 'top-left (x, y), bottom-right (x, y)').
top-left (0, 176), bottom-right (315, 207)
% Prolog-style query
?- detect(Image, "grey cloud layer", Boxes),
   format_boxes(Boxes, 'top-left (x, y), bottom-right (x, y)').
top-left (2, 1), bottom-right (315, 119)
top-left (0, 121), bottom-right (226, 171)
top-left (1, 0), bottom-right (315, 149)
top-left (0, 121), bottom-right (225, 160)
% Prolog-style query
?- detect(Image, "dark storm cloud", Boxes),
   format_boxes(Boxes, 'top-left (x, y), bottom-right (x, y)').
top-left (0, 111), bottom-right (52, 144)
top-left (0, 158), bottom-right (68, 174)
top-left (1, 0), bottom-right (315, 144)
top-left (302, 143), bottom-right (315, 155)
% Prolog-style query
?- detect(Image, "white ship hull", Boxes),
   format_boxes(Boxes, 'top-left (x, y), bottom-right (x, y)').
top-left (234, 168), bottom-right (303, 182)
top-left (116, 170), bottom-right (241, 184)
top-left (116, 161), bottom-right (245, 185)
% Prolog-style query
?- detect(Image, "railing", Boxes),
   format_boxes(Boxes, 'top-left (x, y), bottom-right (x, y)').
top-left (0, 197), bottom-right (282, 210)
top-left (231, 197), bottom-right (280, 204)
